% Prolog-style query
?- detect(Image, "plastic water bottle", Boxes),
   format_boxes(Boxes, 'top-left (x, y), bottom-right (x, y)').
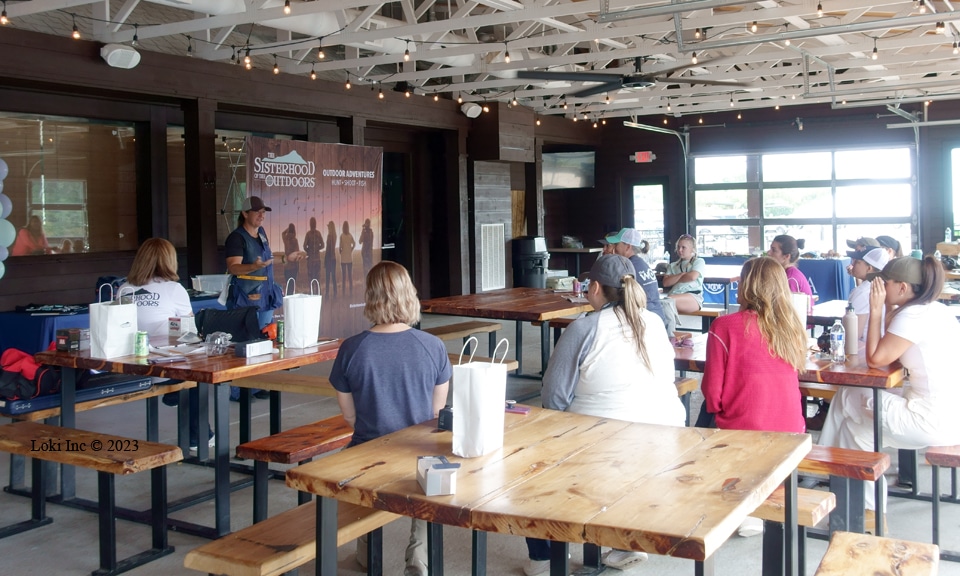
top-left (947, 227), bottom-right (953, 243)
top-left (829, 320), bottom-right (845, 363)
top-left (843, 304), bottom-right (859, 354)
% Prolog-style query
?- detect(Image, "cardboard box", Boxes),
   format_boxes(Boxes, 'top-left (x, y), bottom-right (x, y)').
top-left (416, 456), bottom-right (460, 496)
top-left (56, 328), bottom-right (81, 351)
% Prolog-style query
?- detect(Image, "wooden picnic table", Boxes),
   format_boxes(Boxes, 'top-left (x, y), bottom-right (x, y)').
top-left (673, 334), bottom-right (903, 535)
top-left (35, 340), bottom-right (341, 538)
top-left (421, 287), bottom-right (593, 377)
top-left (287, 407), bottom-right (811, 576)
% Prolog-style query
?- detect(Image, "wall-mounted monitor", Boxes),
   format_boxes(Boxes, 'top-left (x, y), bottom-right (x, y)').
top-left (542, 151), bottom-right (595, 190)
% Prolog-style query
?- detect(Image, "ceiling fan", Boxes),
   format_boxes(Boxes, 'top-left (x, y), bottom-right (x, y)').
top-left (517, 56), bottom-right (748, 98)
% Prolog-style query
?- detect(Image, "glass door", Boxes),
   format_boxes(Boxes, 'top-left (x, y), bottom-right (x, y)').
top-left (632, 183), bottom-right (666, 263)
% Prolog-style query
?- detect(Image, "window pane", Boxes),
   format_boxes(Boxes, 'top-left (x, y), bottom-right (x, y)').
top-left (695, 190), bottom-right (748, 219)
top-left (835, 148), bottom-right (911, 179)
top-left (762, 152), bottom-right (832, 182)
top-left (764, 224), bottom-right (833, 256)
top-left (694, 156), bottom-right (746, 184)
top-left (696, 225), bottom-right (757, 256)
top-left (632, 184), bottom-right (665, 262)
top-left (835, 184), bottom-right (911, 218)
top-left (763, 188), bottom-right (833, 218)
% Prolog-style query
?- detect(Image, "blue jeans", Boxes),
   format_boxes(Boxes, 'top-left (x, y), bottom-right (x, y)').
top-left (526, 537), bottom-right (551, 561)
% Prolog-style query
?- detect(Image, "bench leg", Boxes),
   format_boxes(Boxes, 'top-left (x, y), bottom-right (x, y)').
top-left (549, 541), bottom-right (569, 576)
top-left (150, 466), bottom-right (170, 553)
top-left (680, 392), bottom-right (691, 427)
top-left (97, 471), bottom-right (118, 573)
top-left (472, 530), bottom-right (487, 576)
top-left (177, 389), bottom-right (191, 454)
top-left (898, 448), bottom-right (919, 493)
top-left (240, 387), bottom-right (253, 445)
top-left (0, 457), bottom-right (52, 539)
top-left (367, 527), bottom-right (383, 576)
top-left (488, 332), bottom-right (496, 357)
top-left (253, 460), bottom-right (269, 524)
top-left (761, 520), bottom-right (782, 576)
top-left (298, 459), bottom-right (312, 506)
top-left (462, 336), bottom-right (473, 356)
top-left (933, 464), bottom-right (942, 546)
top-left (515, 322), bottom-right (524, 375)
top-left (270, 390), bottom-right (282, 435)
top-left (694, 555), bottom-right (715, 576)
top-left (316, 497), bottom-right (338, 576)
top-left (427, 521), bottom-right (444, 576)
top-left (582, 542), bottom-right (600, 569)
top-left (145, 396), bottom-right (159, 442)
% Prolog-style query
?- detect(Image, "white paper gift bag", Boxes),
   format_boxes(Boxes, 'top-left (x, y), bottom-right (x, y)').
top-left (90, 285), bottom-right (138, 358)
top-left (790, 292), bottom-right (810, 327)
top-left (283, 278), bottom-right (322, 348)
top-left (452, 338), bottom-right (509, 458)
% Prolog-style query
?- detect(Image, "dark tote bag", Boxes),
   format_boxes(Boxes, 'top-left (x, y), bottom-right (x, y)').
top-left (195, 306), bottom-right (261, 341)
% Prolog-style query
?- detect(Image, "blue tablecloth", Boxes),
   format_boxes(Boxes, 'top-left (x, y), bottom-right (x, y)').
top-left (0, 297), bottom-right (225, 354)
top-left (701, 257), bottom-right (854, 306)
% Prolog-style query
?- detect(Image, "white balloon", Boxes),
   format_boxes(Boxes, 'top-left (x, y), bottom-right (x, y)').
top-left (0, 261), bottom-right (5, 280)
top-left (0, 194), bottom-right (10, 219)
top-left (0, 158), bottom-right (7, 181)
top-left (0, 219), bottom-right (14, 248)
top-left (0, 245), bottom-right (7, 261)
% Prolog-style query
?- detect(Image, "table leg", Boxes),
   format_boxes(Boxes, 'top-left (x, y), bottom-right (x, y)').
top-left (784, 468), bottom-right (798, 576)
top-left (146, 396), bottom-right (159, 442)
top-left (59, 367), bottom-right (77, 500)
top-left (872, 388), bottom-right (885, 537)
top-left (213, 382), bottom-right (230, 537)
top-left (196, 386), bottom-right (209, 461)
top-left (471, 530), bottom-right (487, 576)
top-left (240, 387), bottom-right (252, 444)
top-left (540, 322), bottom-right (550, 375)
top-left (515, 321), bottom-right (524, 375)
top-left (694, 555), bottom-right (715, 576)
top-left (269, 390), bottom-right (281, 435)
top-left (427, 521), bottom-right (444, 576)
top-left (549, 541), bottom-right (569, 576)
top-left (315, 497), bottom-right (338, 576)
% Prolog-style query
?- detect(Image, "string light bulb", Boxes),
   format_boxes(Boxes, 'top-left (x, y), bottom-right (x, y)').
top-left (694, 28), bottom-right (701, 40)
top-left (132, 25), bottom-right (139, 47)
top-left (245, 50), bottom-right (252, 70)
top-left (283, 0), bottom-right (291, 15)
top-left (667, 100), bottom-right (672, 112)
top-left (691, 51), bottom-right (698, 64)
top-left (310, 65), bottom-right (317, 80)
top-left (511, 94), bottom-right (518, 107)
top-left (186, 36), bottom-right (193, 57)
top-left (817, 2), bottom-right (823, 17)
top-left (605, 93), bottom-right (610, 104)
top-left (750, 21), bottom-right (758, 33)
top-left (504, 43), bottom-right (511, 64)
top-left (1, 1), bottom-right (8, 26)
top-left (403, 42), bottom-right (410, 62)
top-left (562, 96), bottom-right (568, 110)
top-left (954, 40), bottom-right (959, 55)
top-left (482, 103), bottom-right (490, 113)
top-left (536, 117), bottom-right (541, 126)
top-left (593, 121), bottom-right (598, 128)
top-left (871, 39), bottom-right (878, 60)
top-left (72, 17), bottom-right (80, 40)
top-left (918, 0), bottom-right (927, 13)
top-left (737, 112), bottom-right (742, 119)
top-left (730, 95), bottom-right (735, 107)
top-left (457, 95), bottom-right (463, 104)
top-left (273, 57), bottom-right (280, 75)
top-left (345, 77), bottom-right (351, 89)
top-left (698, 117), bottom-right (704, 124)
top-left (405, 87), bottom-right (411, 97)
top-left (378, 88), bottom-right (384, 100)
top-left (784, 23), bottom-right (790, 45)
top-left (937, 21), bottom-right (946, 34)
top-left (433, 93), bottom-right (439, 102)
top-left (602, 118), bottom-right (606, 125)
top-left (318, 46), bottom-right (325, 60)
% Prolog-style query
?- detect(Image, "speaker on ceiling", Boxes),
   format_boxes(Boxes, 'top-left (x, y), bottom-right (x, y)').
top-left (460, 102), bottom-right (482, 118)
top-left (100, 44), bottom-right (141, 69)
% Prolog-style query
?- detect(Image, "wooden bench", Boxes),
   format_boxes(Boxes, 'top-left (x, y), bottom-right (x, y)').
top-left (422, 321), bottom-right (502, 355)
top-left (0, 421), bottom-right (182, 575)
top-left (675, 376), bottom-right (698, 426)
top-left (235, 415), bottom-right (354, 523)
top-left (925, 445), bottom-right (960, 561)
top-left (800, 382), bottom-right (839, 403)
top-left (231, 372), bottom-right (337, 397)
top-left (799, 445), bottom-right (890, 535)
top-left (684, 306), bottom-right (724, 332)
top-left (184, 499), bottom-right (399, 576)
top-left (814, 531), bottom-right (939, 575)
top-left (755, 485), bottom-right (837, 576)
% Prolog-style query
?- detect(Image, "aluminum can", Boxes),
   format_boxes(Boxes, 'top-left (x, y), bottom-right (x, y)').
top-left (135, 331), bottom-right (149, 357)
top-left (276, 319), bottom-right (284, 346)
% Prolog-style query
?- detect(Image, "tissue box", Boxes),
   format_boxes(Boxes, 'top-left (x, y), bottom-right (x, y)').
top-left (169, 316), bottom-right (197, 337)
top-left (416, 456), bottom-right (460, 496)
top-left (546, 276), bottom-right (576, 291)
top-left (56, 328), bottom-right (81, 351)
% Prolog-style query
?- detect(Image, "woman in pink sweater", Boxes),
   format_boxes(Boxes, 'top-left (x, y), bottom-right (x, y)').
top-left (701, 256), bottom-right (808, 434)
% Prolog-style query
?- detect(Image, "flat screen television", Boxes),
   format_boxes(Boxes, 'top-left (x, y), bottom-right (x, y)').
top-left (542, 151), bottom-right (595, 190)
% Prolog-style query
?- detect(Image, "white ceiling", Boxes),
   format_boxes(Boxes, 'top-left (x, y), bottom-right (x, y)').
top-left (4, 0), bottom-right (960, 121)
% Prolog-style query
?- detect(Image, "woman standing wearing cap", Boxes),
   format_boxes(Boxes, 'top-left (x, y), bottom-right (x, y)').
top-left (225, 196), bottom-right (305, 328)
top-left (820, 256), bottom-right (960, 512)
top-left (522, 254), bottom-right (683, 575)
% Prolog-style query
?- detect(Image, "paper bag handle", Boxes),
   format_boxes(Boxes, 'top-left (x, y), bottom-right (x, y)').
top-left (492, 338), bottom-right (510, 364)
top-left (97, 283), bottom-right (114, 303)
top-left (285, 277), bottom-right (296, 295)
top-left (116, 286), bottom-right (135, 304)
top-left (457, 336), bottom-right (478, 365)
top-left (311, 278), bottom-right (320, 295)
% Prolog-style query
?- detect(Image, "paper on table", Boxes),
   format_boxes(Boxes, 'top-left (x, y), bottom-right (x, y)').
top-left (563, 295), bottom-right (589, 303)
top-left (151, 343), bottom-right (205, 356)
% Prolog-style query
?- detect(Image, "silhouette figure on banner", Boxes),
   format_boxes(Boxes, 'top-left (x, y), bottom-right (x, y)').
top-left (360, 218), bottom-right (375, 277)
top-left (282, 222), bottom-right (301, 287)
top-left (303, 216), bottom-right (324, 287)
top-left (340, 221), bottom-right (356, 295)
top-left (325, 221), bottom-right (338, 296)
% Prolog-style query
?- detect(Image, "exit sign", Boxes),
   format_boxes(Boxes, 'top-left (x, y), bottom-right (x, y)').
top-left (632, 151), bottom-right (656, 163)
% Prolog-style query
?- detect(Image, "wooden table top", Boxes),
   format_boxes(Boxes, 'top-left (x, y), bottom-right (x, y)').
top-left (673, 335), bottom-right (904, 389)
top-left (420, 287), bottom-right (594, 323)
top-left (286, 407), bottom-right (811, 562)
top-left (35, 340), bottom-right (341, 384)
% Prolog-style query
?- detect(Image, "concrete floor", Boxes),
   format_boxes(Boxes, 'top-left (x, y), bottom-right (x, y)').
top-left (1, 314), bottom-right (960, 575)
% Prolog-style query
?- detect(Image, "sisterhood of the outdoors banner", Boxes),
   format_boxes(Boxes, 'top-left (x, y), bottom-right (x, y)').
top-left (245, 136), bottom-right (382, 339)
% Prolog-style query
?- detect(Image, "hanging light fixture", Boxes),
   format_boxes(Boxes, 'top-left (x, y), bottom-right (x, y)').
top-left (318, 44), bottom-right (325, 60)
top-left (667, 100), bottom-right (672, 112)
top-left (871, 38), bottom-right (878, 60)
top-left (245, 49), bottom-right (252, 70)
top-left (605, 93), bottom-right (610, 104)
top-left (730, 95), bottom-right (735, 107)
top-left (535, 116), bottom-right (541, 126)
top-left (433, 93), bottom-right (439, 102)
top-left (784, 23), bottom-right (790, 45)
top-left (691, 51), bottom-right (698, 64)
top-left (405, 86), bottom-right (411, 97)
top-left (750, 21), bottom-right (758, 33)
top-left (273, 56), bottom-right (280, 75)
top-left (936, 21), bottom-right (946, 34)
top-left (504, 42), bottom-right (511, 64)
top-left (796, 117), bottom-right (804, 131)
top-left (511, 94), bottom-right (518, 107)
top-left (918, 0), bottom-right (927, 13)
top-left (132, 25), bottom-right (139, 47)
top-left (953, 40), bottom-right (959, 55)
top-left (283, 0), bottom-right (291, 15)
top-left (72, 16), bottom-right (80, 40)
top-left (310, 65), bottom-right (317, 80)
top-left (186, 36), bottom-right (193, 57)
top-left (457, 95), bottom-right (463, 104)
top-left (698, 117), bottom-right (704, 124)
top-left (403, 41), bottom-right (410, 62)
top-left (663, 117), bottom-right (668, 125)
top-left (482, 103), bottom-right (490, 113)
top-left (378, 87), bottom-right (385, 100)
top-left (694, 28), bottom-right (701, 40)
top-left (817, 2), bottom-right (823, 17)
top-left (1, 1), bottom-right (8, 26)
top-left (345, 75), bottom-right (352, 89)
top-left (737, 112), bottom-right (742, 119)
top-left (562, 95), bottom-right (568, 110)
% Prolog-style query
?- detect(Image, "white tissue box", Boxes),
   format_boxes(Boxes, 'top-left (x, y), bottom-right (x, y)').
top-left (546, 276), bottom-right (576, 291)
top-left (169, 316), bottom-right (197, 337)
top-left (416, 456), bottom-right (460, 496)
